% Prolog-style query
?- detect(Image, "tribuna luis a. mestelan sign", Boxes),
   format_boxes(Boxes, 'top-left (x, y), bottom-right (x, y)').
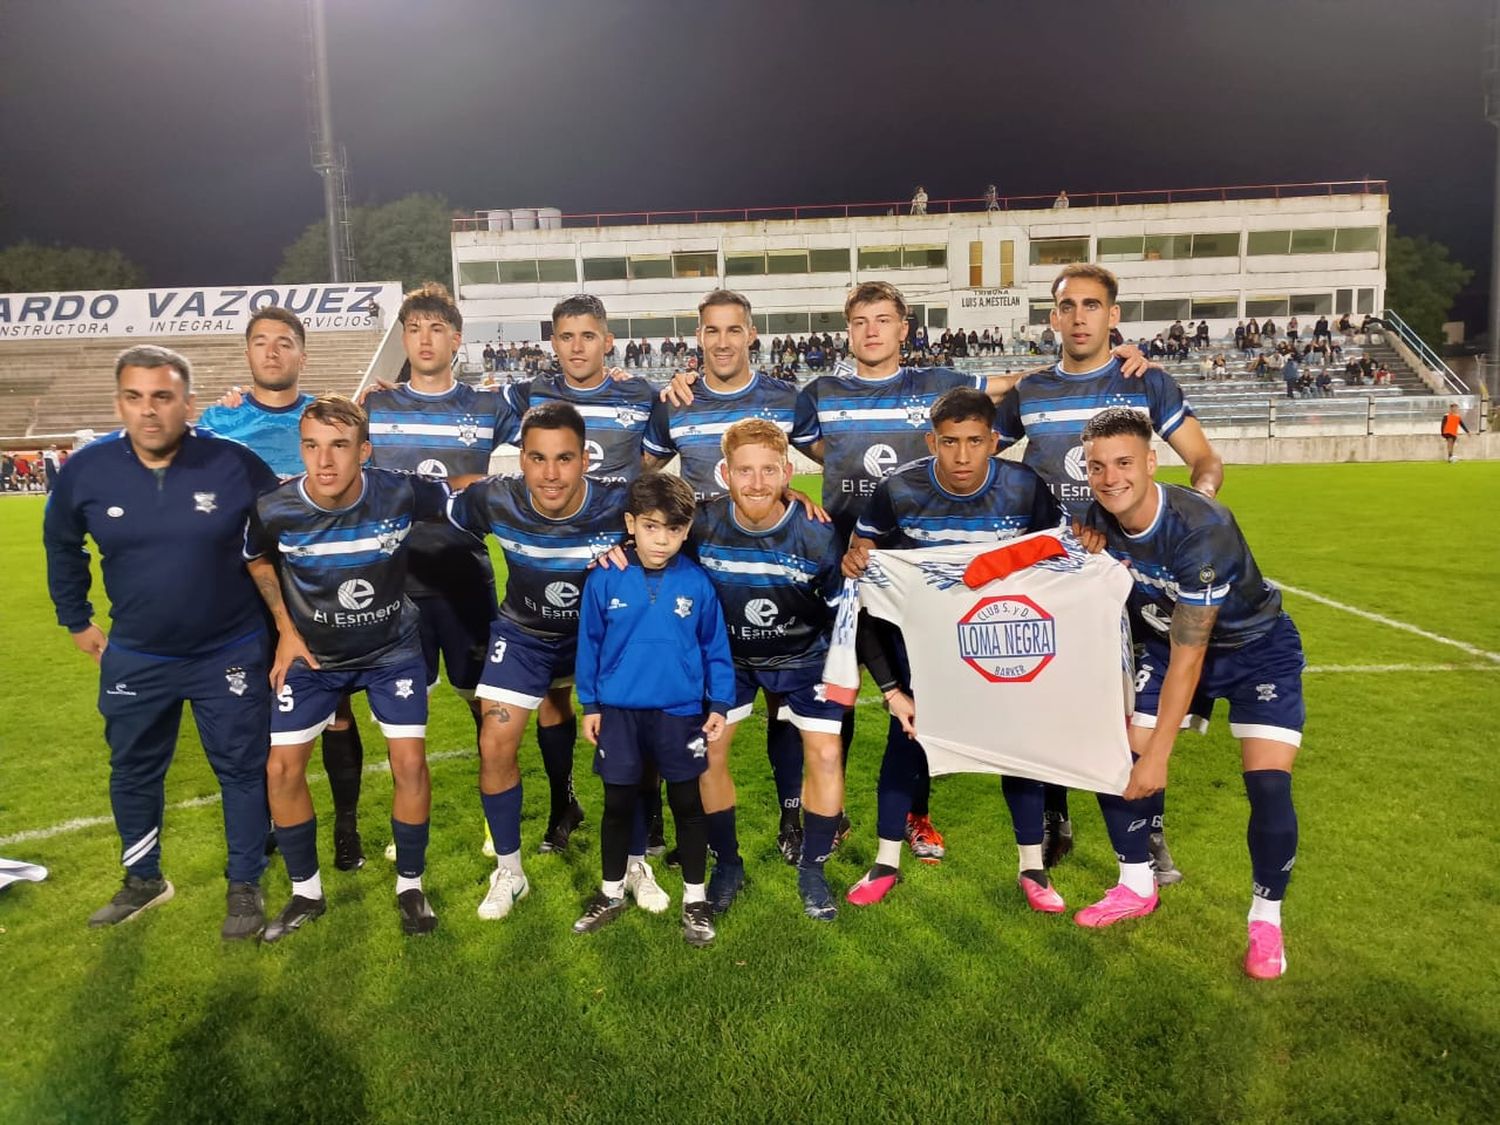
top-left (0, 282), bottom-right (401, 338)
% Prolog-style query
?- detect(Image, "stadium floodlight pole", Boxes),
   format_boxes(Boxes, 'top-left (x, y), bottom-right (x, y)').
top-left (1485, 0), bottom-right (1500, 371)
top-left (306, 0), bottom-right (353, 282)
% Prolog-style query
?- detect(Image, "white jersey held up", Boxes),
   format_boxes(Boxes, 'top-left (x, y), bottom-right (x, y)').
top-left (826, 533), bottom-right (1136, 794)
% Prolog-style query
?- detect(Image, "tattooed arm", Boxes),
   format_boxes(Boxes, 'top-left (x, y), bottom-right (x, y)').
top-left (1124, 601), bottom-right (1218, 799)
top-left (246, 555), bottom-right (319, 691)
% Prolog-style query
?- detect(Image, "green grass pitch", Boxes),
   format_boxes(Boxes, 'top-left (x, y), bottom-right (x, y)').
top-left (1, 463), bottom-right (1497, 1123)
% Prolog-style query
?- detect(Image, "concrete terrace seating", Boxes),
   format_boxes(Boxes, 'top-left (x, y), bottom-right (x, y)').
top-left (0, 330), bottom-right (384, 439)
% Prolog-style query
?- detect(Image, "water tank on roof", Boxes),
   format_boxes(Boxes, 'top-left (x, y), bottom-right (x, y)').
top-left (537, 206), bottom-right (562, 230)
top-left (511, 208), bottom-right (537, 231)
top-left (485, 209), bottom-right (513, 231)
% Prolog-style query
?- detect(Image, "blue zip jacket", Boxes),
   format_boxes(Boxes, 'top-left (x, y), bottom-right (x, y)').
top-left (575, 550), bottom-right (735, 717)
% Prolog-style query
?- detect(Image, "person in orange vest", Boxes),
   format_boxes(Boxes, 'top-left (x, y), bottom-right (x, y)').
top-left (1441, 404), bottom-right (1470, 462)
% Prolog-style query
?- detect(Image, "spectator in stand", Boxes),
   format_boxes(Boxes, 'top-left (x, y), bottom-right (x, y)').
top-left (806, 339), bottom-right (825, 370)
top-left (1315, 367), bottom-right (1333, 396)
top-left (984, 184), bottom-right (1000, 212)
top-left (1244, 318), bottom-right (1261, 349)
top-left (1147, 334), bottom-right (1166, 359)
top-left (624, 339), bottom-right (640, 368)
top-left (639, 338), bottom-right (653, 368)
top-left (483, 344), bottom-right (497, 372)
top-left (1196, 320), bottom-right (1210, 348)
top-left (1198, 352), bottom-right (1215, 380)
top-left (1234, 321), bottom-right (1246, 352)
top-left (910, 186), bottom-right (929, 215)
top-left (966, 329), bottom-right (979, 356)
top-left (749, 336), bottom-right (762, 364)
top-left (1337, 313), bottom-right (1353, 341)
top-left (1286, 316), bottom-right (1300, 342)
top-left (979, 328), bottom-right (994, 354)
top-left (1261, 318), bottom-right (1277, 343)
top-left (1344, 358), bottom-right (1362, 386)
top-left (1359, 356), bottom-right (1375, 385)
top-left (1283, 350), bottom-right (1300, 399)
top-left (43, 445), bottom-right (61, 493)
top-left (1168, 320), bottom-right (1186, 351)
top-left (913, 324), bottom-right (928, 350)
top-left (1053, 190), bottom-right (1070, 210)
top-left (1040, 325), bottom-right (1057, 354)
top-left (1373, 363), bottom-right (1392, 386)
top-left (0, 451), bottom-right (12, 491)
top-left (1313, 315), bottom-right (1330, 344)
top-left (1442, 403), bottom-right (1470, 461)
top-left (1211, 353), bottom-right (1228, 380)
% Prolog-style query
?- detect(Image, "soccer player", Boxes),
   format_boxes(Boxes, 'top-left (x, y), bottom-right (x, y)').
top-left (642, 289), bottom-right (807, 861)
top-left (43, 345), bottom-right (280, 939)
top-left (840, 388), bottom-right (1069, 911)
top-left (1441, 403), bottom-right (1470, 462)
top-left (197, 307), bottom-right (370, 870)
top-left (573, 473), bottom-right (733, 945)
top-left (995, 263), bottom-right (1224, 878)
top-left (689, 419), bottom-right (849, 920)
top-left (448, 402), bottom-right (636, 921)
top-left (246, 395), bottom-right (448, 940)
top-left (1079, 407), bottom-right (1304, 979)
top-left (364, 283), bottom-right (524, 858)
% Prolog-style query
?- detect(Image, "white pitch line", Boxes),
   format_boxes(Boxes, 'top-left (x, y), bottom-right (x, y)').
top-left (1271, 580), bottom-right (1500, 664)
top-left (1305, 663), bottom-right (1497, 673)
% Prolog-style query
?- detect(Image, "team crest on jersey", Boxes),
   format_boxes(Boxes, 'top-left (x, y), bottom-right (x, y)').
top-left (1255, 682), bottom-right (1278, 702)
top-left (956, 595), bottom-right (1057, 684)
top-left (376, 522), bottom-right (406, 556)
top-left (193, 492), bottom-right (217, 514)
top-left (904, 404), bottom-right (927, 428)
top-left (1198, 565), bottom-right (1217, 585)
top-left (394, 679), bottom-right (414, 699)
top-left (687, 735), bottom-right (707, 758)
top-left (457, 416), bottom-right (480, 446)
top-left (614, 406), bottom-right (648, 427)
top-left (225, 667), bottom-right (248, 696)
top-left (674, 596), bottom-right (693, 618)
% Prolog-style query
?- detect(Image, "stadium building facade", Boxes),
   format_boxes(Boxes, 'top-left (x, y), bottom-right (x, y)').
top-left (450, 182), bottom-right (1387, 342)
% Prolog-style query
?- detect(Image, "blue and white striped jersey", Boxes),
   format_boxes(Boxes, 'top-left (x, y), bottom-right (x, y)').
top-left (642, 373), bottom-right (797, 500)
top-left (688, 496), bottom-right (843, 670)
top-left (246, 468), bottom-right (451, 670)
top-left (364, 382), bottom-right (518, 597)
top-left (791, 366), bottom-right (984, 537)
top-left (994, 358), bottom-right (1194, 519)
top-left (856, 456), bottom-right (1065, 548)
top-left (506, 374), bottom-right (665, 484)
top-left (447, 476), bottom-right (627, 639)
top-left (198, 393), bottom-right (315, 478)
top-left (1085, 483), bottom-right (1282, 648)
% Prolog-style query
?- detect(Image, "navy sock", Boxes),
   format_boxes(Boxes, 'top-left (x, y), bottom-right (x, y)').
top-left (908, 721), bottom-right (932, 818)
top-left (536, 719), bottom-right (577, 823)
top-left (766, 717), bottom-right (803, 821)
top-left (601, 783), bottom-right (636, 883)
top-left (1001, 775), bottom-right (1046, 845)
top-left (276, 816), bottom-right (320, 883)
top-left (875, 723), bottom-right (920, 840)
top-left (705, 807), bottom-right (740, 866)
top-left (801, 811), bottom-right (840, 870)
top-left (321, 724), bottom-right (363, 821)
top-left (1043, 783), bottom-right (1071, 819)
top-left (390, 817), bottom-right (429, 879)
top-left (665, 780), bottom-right (708, 886)
top-left (480, 785), bottom-right (523, 857)
top-left (1095, 792), bottom-right (1151, 864)
top-left (839, 711), bottom-right (855, 773)
top-left (1244, 769), bottom-right (1298, 900)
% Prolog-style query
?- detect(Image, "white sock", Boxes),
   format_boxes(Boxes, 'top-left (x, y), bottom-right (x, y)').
top-left (395, 873), bottom-right (423, 895)
top-left (1248, 896), bottom-right (1282, 927)
top-left (682, 882), bottom-right (707, 904)
top-left (602, 878), bottom-right (625, 899)
top-left (1118, 861), bottom-right (1154, 898)
top-left (626, 853), bottom-right (646, 871)
top-left (291, 872), bottom-right (324, 901)
top-left (497, 849), bottom-right (523, 876)
top-left (1018, 843), bottom-right (1045, 873)
top-left (876, 837), bottom-right (903, 869)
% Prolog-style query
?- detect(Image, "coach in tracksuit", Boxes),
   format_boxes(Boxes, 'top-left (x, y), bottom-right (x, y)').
top-left (43, 344), bottom-right (281, 940)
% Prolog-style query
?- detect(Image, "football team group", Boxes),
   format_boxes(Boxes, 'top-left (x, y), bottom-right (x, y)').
top-left (41, 264), bottom-right (1306, 978)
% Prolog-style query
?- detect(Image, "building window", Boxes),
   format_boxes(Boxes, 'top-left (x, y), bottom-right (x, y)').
top-left (810, 310), bottom-right (844, 331)
top-left (901, 246), bottom-right (947, 269)
top-left (968, 241), bottom-right (983, 288)
top-left (1334, 227), bottom-right (1380, 253)
top-left (1029, 237), bottom-right (1090, 265)
top-left (767, 312), bottom-right (810, 335)
top-left (809, 248), bottom-right (850, 273)
top-left (537, 259), bottom-right (577, 283)
top-left (1357, 288), bottom-right (1376, 314)
top-left (1143, 235), bottom-right (1189, 261)
top-left (857, 247), bottom-right (902, 270)
top-left (1246, 297), bottom-right (1290, 318)
top-left (498, 260), bottom-right (539, 283)
top-left (926, 307), bottom-right (948, 329)
top-left (583, 257), bottom-right (629, 281)
top-left (458, 261), bottom-right (500, 286)
top-left (1289, 229), bottom-right (1336, 255)
top-left (673, 315), bottom-right (701, 336)
top-left (1190, 296), bottom-right (1238, 319)
top-left (1289, 293), bottom-right (1333, 316)
top-left (1115, 300), bottom-right (1144, 323)
top-left (999, 240), bottom-right (1015, 287)
top-left (631, 316), bottom-right (675, 338)
top-left (1142, 298), bottom-right (1191, 322)
top-left (629, 256), bottom-right (672, 280)
top-left (725, 253), bottom-right (766, 276)
top-left (672, 252), bottom-right (718, 278)
top-left (1247, 230), bottom-right (1292, 256)
top-left (1189, 232), bottom-right (1240, 258)
top-left (767, 250), bottom-right (808, 275)
top-left (1029, 301), bottom-right (1054, 326)
top-left (1097, 236), bottom-right (1144, 262)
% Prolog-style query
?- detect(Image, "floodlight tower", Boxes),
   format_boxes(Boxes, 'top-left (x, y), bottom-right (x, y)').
top-left (305, 0), bottom-right (356, 282)
top-left (1484, 0), bottom-right (1500, 366)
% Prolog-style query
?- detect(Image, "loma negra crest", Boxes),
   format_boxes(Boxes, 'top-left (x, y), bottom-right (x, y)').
top-left (956, 595), bottom-right (1057, 683)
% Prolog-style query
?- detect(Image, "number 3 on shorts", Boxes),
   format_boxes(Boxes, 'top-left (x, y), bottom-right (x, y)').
top-left (489, 638), bottom-right (508, 664)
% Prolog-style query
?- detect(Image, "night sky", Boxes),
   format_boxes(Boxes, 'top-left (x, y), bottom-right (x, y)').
top-left (2, 0), bottom-right (1495, 322)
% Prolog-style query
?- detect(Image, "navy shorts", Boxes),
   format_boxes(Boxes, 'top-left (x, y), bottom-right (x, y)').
top-left (414, 582), bottom-right (498, 695)
top-left (728, 663), bottom-right (846, 735)
top-left (1131, 613), bottom-right (1306, 747)
top-left (593, 706), bottom-right (710, 785)
top-left (474, 616), bottom-right (576, 710)
top-left (272, 657), bottom-right (429, 745)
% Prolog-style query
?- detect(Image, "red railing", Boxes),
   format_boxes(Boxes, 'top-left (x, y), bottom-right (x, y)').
top-left (451, 179), bottom-right (1387, 233)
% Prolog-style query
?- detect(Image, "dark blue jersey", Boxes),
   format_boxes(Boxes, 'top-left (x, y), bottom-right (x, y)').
top-left (855, 456), bottom-right (1065, 548)
top-left (43, 429), bottom-right (280, 657)
top-left (790, 366), bottom-right (984, 535)
top-left (247, 468), bottom-right (451, 670)
top-left (1085, 483), bottom-right (1283, 649)
top-left (198, 393), bottom-right (315, 478)
top-left (506, 374), bottom-right (665, 483)
top-left (448, 476), bottom-right (628, 639)
top-left (642, 373), bottom-right (797, 500)
top-left (689, 497), bottom-right (843, 670)
top-left (365, 382), bottom-right (519, 598)
top-left (994, 357), bottom-right (1195, 518)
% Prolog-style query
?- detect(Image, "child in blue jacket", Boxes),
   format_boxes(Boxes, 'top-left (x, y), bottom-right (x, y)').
top-left (573, 472), bottom-right (734, 946)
